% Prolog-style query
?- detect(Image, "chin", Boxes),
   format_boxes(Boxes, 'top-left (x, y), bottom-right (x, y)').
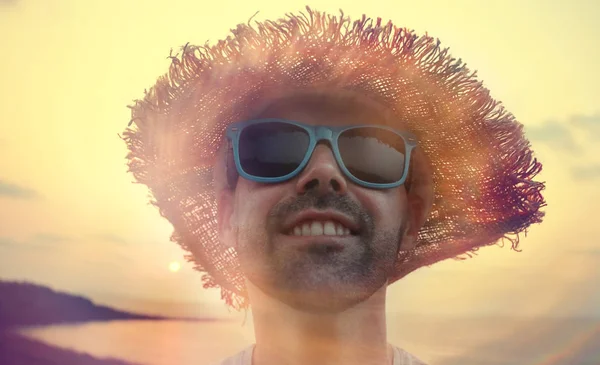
top-left (253, 274), bottom-right (388, 314)
top-left (284, 292), bottom-right (372, 313)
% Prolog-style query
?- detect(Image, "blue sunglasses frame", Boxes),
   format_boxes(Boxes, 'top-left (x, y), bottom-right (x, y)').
top-left (226, 119), bottom-right (418, 189)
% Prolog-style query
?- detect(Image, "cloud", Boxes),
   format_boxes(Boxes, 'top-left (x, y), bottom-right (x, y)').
top-left (571, 165), bottom-right (600, 181)
top-left (526, 112), bottom-right (600, 153)
top-left (571, 113), bottom-right (600, 138)
top-left (0, 237), bottom-right (18, 247)
top-left (93, 233), bottom-right (129, 245)
top-left (31, 233), bottom-right (72, 244)
top-left (526, 120), bottom-right (579, 152)
top-left (526, 112), bottom-right (600, 180)
top-left (0, 233), bottom-right (72, 250)
top-left (0, 180), bottom-right (40, 199)
top-left (570, 248), bottom-right (600, 257)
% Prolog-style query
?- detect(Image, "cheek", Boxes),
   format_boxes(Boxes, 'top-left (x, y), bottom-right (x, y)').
top-left (233, 180), bottom-right (285, 231)
top-left (353, 187), bottom-right (407, 226)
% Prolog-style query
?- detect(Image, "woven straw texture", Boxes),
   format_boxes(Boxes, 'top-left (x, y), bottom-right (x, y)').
top-left (121, 7), bottom-right (546, 310)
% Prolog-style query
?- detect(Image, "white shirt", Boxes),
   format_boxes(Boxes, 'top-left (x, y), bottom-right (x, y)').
top-left (214, 344), bottom-right (427, 365)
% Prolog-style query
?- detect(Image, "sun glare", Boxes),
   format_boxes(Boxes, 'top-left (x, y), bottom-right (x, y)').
top-left (168, 261), bottom-right (181, 272)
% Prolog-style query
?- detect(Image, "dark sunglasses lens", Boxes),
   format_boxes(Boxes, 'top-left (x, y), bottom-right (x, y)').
top-left (238, 122), bottom-right (310, 178)
top-left (338, 128), bottom-right (406, 184)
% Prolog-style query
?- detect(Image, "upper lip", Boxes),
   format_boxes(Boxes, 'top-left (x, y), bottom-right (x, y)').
top-left (282, 209), bottom-right (361, 234)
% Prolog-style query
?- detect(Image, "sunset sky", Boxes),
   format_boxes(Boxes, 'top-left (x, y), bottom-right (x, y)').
top-left (0, 0), bottom-right (598, 320)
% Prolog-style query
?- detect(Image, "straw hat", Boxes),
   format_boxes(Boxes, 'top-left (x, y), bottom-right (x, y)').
top-left (122, 7), bottom-right (546, 310)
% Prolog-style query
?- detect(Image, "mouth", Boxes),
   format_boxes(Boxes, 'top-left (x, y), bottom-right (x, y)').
top-left (286, 220), bottom-right (357, 237)
top-left (282, 210), bottom-right (360, 237)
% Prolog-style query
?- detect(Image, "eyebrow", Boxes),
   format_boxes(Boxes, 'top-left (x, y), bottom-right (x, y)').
top-left (253, 95), bottom-right (391, 123)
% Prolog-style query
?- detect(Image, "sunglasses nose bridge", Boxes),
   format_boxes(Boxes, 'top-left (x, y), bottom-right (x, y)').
top-left (294, 126), bottom-right (347, 195)
top-left (314, 126), bottom-right (334, 143)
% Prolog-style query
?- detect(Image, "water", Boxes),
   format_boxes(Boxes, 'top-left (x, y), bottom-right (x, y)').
top-left (17, 317), bottom-right (600, 365)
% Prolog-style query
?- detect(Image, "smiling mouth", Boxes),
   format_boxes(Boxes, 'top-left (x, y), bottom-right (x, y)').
top-left (286, 219), bottom-right (358, 237)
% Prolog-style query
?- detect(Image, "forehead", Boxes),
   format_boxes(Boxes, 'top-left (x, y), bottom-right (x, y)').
top-left (251, 92), bottom-right (393, 127)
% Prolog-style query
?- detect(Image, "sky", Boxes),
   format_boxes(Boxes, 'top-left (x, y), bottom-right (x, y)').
top-left (0, 0), bottom-right (599, 320)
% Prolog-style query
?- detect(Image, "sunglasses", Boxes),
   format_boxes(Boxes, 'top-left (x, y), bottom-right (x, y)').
top-left (226, 119), bottom-right (417, 189)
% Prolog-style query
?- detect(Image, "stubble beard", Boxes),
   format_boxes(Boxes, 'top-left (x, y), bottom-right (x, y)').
top-left (236, 192), bottom-right (405, 313)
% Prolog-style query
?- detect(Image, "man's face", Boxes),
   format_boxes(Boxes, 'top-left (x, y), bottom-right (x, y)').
top-left (221, 95), bottom-right (411, 313)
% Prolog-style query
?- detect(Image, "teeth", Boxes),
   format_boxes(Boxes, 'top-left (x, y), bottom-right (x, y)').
top-left (302, 223), bottom-right (311, 236)
top-left (290, 220), bottom-right (352, 236)
top-left (323, 221), bottom-right (336, 235)
top-left (293, 226), bottom-right (302, 236)
top-left (310, 221), bottom-right (324, 236)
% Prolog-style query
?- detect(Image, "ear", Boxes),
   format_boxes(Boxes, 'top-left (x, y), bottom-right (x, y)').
top-left (214, 142), bottom-right (237, 248)
top-left (217, 188), bottom-right (237, 249)
top-left (401, 146), bottom-right (434, 251)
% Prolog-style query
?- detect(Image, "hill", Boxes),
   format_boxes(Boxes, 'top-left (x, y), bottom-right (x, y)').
top-left (0, 280), bottom-right (165, 329)
top-left (0, 331), bottom-right (142, 365)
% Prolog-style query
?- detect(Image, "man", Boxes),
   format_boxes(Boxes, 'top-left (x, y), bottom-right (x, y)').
top-left (122, 7), bottom-right (545, 365)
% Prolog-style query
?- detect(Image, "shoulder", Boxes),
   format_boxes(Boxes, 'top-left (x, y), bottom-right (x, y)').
top-left (393, 346), bottom-right (428, 365)
top-left (210, 345), bottom-right (254, 365)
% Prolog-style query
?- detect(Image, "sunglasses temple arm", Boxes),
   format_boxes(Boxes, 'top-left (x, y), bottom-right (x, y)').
top-left (226, 139), bottom-right (238, 189)
top-left (404, 152), bottom-right (413, 192)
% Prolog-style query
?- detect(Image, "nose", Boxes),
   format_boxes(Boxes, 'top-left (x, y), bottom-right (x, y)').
top-left (296, 144), bottom-right (348, 195)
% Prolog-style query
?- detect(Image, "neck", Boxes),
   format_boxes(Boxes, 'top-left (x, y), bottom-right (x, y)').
top-left (248, 281), bottom-right (392, 365)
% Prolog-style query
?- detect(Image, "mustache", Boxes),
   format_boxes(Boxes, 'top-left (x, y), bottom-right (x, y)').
top-left (267, 191), bottom-right (373, 230)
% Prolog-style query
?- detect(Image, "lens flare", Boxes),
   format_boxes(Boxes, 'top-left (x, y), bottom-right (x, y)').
top-left (168, 261), bottom-right (181, 272)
